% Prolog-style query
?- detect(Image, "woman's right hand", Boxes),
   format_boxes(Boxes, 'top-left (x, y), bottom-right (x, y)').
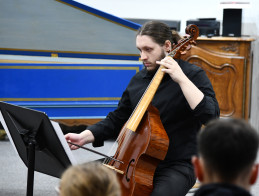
top-left (65, 130), bottom-right (95, 150)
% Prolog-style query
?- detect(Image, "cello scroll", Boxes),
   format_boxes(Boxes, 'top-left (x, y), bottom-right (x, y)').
top-left (170, 24), bottom-right (199, 59)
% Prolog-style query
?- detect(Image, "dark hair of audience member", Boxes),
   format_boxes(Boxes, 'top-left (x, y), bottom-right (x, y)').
top-left (197, 118), bottom-right (259, 183)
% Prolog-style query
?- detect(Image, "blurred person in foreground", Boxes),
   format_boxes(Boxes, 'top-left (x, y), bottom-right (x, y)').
top-left (192, 118), bottom-right (259, 196)
top-left (59, 162), bottom-right (121, 196)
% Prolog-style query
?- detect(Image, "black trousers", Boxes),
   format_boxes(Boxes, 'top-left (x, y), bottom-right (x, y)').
top-left (151, 164), bottom-right (196, 196)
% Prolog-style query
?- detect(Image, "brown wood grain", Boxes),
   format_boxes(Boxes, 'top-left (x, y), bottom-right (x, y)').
top-left (181, 37), bottom-right (254, 120)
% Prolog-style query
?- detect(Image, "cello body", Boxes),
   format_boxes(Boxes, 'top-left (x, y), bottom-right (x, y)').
top-left (107, 105), bottom-right (169, 196)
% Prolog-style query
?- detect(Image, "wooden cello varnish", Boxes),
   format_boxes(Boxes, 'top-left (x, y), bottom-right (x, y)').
top-left (104, 64), bottom-right (169, 196)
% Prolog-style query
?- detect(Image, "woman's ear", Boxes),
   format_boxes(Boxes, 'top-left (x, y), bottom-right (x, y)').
top-left (250, 163), bottom-right (259, 185)
top-left (192, 156), bottom-right (204, 182)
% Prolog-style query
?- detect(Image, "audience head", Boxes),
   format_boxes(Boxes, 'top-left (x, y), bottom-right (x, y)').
top-left (59, 162), bottom-right (121, 196)
top-left (192, 118), bottom-right (259, 190)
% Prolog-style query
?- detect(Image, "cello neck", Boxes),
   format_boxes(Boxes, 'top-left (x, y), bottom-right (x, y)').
top-left (126, 65), bottom-right (165, 132)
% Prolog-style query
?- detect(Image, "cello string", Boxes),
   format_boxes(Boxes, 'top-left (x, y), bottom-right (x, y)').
top-left (103, 124), bottom-right (128, 165)
top-left (103, 125), bottom-right (133, 166)
top-left (168, 37), bottom-right (191, 58)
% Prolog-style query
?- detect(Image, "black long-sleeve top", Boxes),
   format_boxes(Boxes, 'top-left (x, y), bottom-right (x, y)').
top-left (194, 183), bottom-right (252, 196)
top-left (88, 59), bottom-right (220, 167)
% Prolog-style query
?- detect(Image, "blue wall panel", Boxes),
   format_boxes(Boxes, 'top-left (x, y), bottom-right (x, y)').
top-left (0, 63), bottom-right (143, 119)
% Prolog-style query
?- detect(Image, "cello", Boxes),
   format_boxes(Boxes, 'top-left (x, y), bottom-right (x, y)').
top-left (104, 24), bottom-right (199, 196)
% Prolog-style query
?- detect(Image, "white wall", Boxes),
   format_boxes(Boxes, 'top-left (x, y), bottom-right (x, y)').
top-left (79, 0), bottom-right (259, 129)
top-left (78, 0), bottom-right (258, 35)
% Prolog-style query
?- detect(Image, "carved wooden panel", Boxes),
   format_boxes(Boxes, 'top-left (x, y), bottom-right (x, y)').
top-left (182, 46), bottom-right (245, 118)
top-left (197, 41), bottom-right (241, 56)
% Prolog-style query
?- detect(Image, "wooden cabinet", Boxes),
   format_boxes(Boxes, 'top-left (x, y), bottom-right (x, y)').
top-left (181, 37), bottom-right (255, 120)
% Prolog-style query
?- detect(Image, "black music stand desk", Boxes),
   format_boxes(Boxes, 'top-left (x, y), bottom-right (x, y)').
top-left (0, 101), bottom-right (77, 196)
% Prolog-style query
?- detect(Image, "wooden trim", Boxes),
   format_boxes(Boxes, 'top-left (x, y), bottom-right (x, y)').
top-left (197, 36), bottom-right (255, 42)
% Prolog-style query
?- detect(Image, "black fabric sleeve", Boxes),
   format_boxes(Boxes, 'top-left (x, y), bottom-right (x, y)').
top-left (187, 66), bottom-right (220, 124)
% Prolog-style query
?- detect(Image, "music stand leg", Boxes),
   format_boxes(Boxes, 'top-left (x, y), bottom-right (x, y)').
top-left (26, 141), bottom-right (35, 196)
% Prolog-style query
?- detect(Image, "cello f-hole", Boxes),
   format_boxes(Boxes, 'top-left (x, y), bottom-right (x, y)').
top-left (126, 159), bottom-right (135, 182)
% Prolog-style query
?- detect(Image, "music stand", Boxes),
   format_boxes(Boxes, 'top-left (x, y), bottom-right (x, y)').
top-left (0, 101), bottom-right (77, 196)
